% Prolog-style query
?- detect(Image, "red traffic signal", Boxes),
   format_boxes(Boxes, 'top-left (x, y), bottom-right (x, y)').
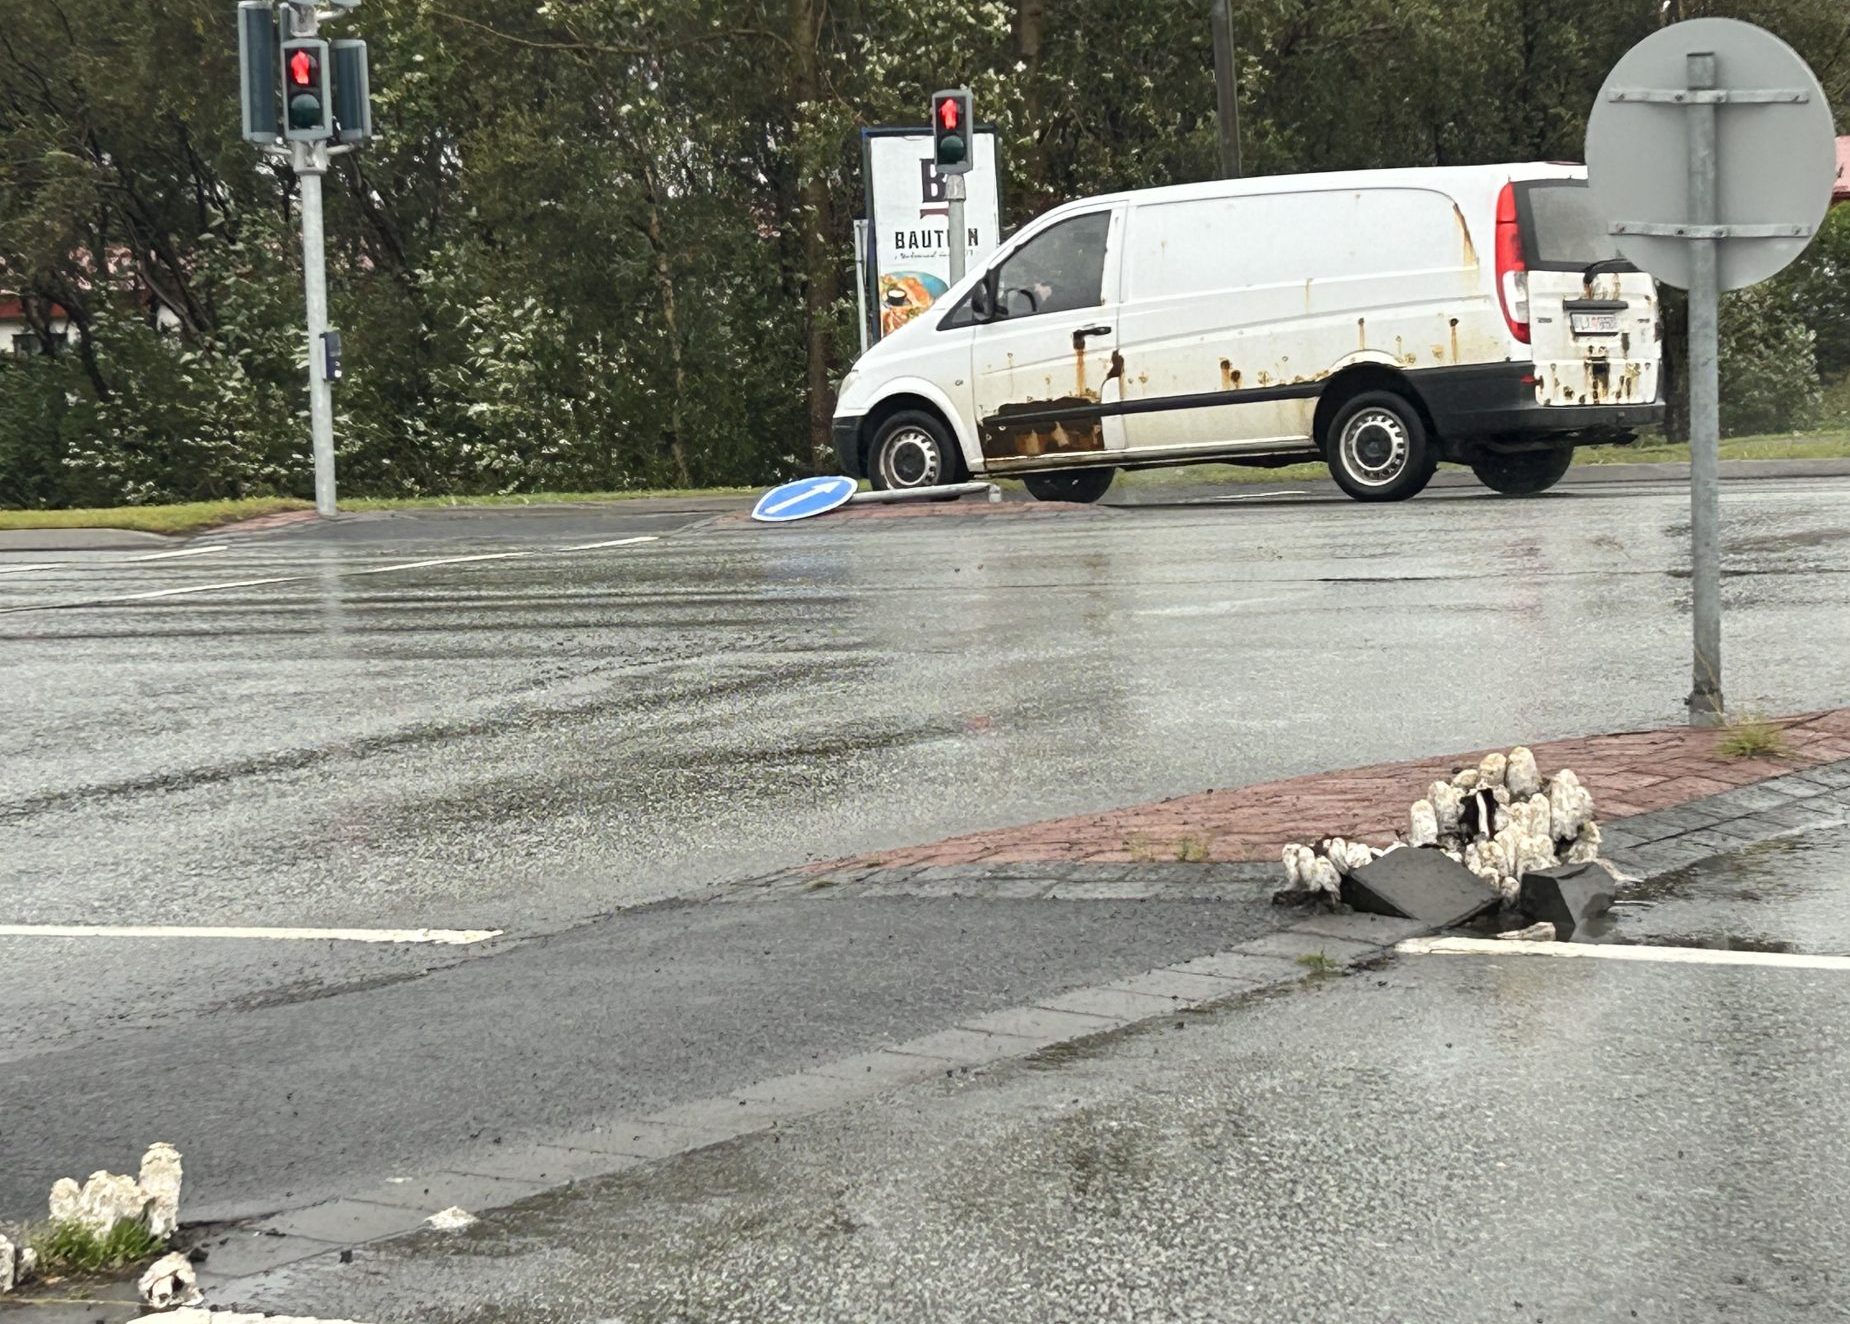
top-left (288, 48), bottom-right (317, 88)
top-left (930, 88), bottom-right (973, 175)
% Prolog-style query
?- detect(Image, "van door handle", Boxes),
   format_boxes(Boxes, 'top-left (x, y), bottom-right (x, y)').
top-left (1072, 325), bottom-right (1112, 345)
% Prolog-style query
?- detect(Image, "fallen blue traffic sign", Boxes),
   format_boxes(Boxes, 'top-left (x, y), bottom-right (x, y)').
top-left (751, 475), bottom-right (858, 523)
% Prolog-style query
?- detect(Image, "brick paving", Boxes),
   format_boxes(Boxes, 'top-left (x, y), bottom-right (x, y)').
top-left (806, 708), bottom-right (1850, 873)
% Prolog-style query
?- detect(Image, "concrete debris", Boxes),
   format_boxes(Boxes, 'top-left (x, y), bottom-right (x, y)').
top-left (1409, 799), bottom-right (1439, 848)
top-left (59, 1170), bottom-right (150, 1234)
top-left (1427, 781), bottom-right (1466, 834)
top-left (44, 1144), bottom-right (183, 1254)
top-left (138, 1144), bottom-right (183, 1241)
top-left (1496, 921), bottom-right (1558, 942)
top-left (1, 1235), bottom-right (15, 1295)
top-left (1343, 847), bottom-right (1500, 927)
top-left (426, 1206), bottom-right (478, 1231)
top-left (1518, 860), bottom-right (1615, 941)
top-left (1277, 748), bottom-right (1604, 933)
top-left (138, 1252), bottom-right (202, 1310)
top-left (1506, 746), bottom-right (1542, 797)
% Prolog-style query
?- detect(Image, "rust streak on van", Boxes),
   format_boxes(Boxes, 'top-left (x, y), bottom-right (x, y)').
top-left (1219, 358), bottom-right (1235, 391)
top-left (1448, 317), bottom-right (1460, 363)
top-left (1452, 202), bottom-right (1479, 267)
top-left (1357, 317), bottom-right (1367, 350)
top-left (979, 400), bottom-right (1105, 461)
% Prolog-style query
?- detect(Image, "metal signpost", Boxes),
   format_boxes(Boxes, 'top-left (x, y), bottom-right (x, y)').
top-left (1586, 18), bottom-right (1835, 726)
top-left (239, 0), bottom-right (373, 517)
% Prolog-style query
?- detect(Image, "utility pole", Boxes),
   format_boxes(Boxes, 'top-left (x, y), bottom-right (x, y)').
top-left (946, 174), bottom-right (968, 285)
top-left (1210, 0), bottom-right (1241, 178)
top-left (240, 0), bottom-right (371, 518)
top-left (931, 88), bottom-right (975, 285)
top-left (1683, 51), bottom-right (1723, 725)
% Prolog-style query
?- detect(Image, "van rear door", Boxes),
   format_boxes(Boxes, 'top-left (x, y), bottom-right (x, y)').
top-left (1500, 178), bottom-right (1660, 411)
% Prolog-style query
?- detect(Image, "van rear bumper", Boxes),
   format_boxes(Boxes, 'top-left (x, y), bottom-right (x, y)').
top-left (1418, 363), bottom-right (1663, 448)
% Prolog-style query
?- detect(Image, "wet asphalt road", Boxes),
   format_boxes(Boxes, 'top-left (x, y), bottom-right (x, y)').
top-left (4, 477), bottom-right (1850, 1230)
top-left (233, 827), bottom-right (1850, 1324)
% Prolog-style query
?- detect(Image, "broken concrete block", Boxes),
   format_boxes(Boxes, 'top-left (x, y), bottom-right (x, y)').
top-left (1409, 799), bottom-right (1439, 847)
top-left (1506, 746), bottom-right (1542, 798)
top-left (137, 1252), bottom-right (201, 1310)
top-left (1, 1235), bottom-right (15, 1294)
top-left (1478, 752), bottom-right (1508, 788)
top-left (1518, 861), bottom-right (1615, 941)
top-left (1342, 848), bottom-right (1500, 927)
top-left (139, 1143), bottom-right (183, 1241)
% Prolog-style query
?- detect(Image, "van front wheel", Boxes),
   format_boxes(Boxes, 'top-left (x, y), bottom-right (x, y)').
top-left (869, 410), bottom-right (964, 492)
top-left (1023, 468), bottom-right (1116, 504)
top-left (1324, 391), bottom-right (1436, 502)
top-left (1470, 447), bottom-right (1574, 496)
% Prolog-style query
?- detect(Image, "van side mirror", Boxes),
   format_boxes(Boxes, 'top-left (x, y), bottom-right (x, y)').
top-left (970, 273), bottom-right (999, 324)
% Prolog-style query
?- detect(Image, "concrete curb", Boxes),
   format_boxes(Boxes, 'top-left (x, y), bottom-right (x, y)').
top-left (193, 758), bottom-right (1850, 1307)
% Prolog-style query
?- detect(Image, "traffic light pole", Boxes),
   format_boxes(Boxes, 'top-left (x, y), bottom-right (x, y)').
top-left (294, 139), bottom-right (337, 517)
top-left (946, 174), bottom-right (967, 286)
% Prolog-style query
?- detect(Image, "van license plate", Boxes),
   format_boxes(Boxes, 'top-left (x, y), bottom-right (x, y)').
top-left (1570, 312), bottom-right (1621, 335)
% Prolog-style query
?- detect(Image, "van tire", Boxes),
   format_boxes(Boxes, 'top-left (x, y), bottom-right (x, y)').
top-left (1470, 447), bottom-right (1574, 496)
top-left (869, 410), bottom-right (964, 492)
top-left (1023, 468), bottom-right (1116, 504)
top-left (1323, 390), bottom-right (1436, 502)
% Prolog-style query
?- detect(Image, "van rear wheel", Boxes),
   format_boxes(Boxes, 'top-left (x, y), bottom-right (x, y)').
top-left (1323, 390), bottom-right (1436, 503)
top-left (1023, 468), bottom-right (1116, 504)
top-left (1470, 447), bottom-right (1574, 496)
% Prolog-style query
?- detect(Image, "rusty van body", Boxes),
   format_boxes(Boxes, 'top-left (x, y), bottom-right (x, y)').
top-left (833, 163), bottom-right (1663, 503)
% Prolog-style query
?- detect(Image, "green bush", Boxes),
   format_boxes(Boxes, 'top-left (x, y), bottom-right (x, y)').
top-left (1718, 284), bottom-right (1822, 437)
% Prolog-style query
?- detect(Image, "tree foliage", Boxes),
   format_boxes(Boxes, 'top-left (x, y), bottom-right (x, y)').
top-left (2, 0), bottom-right (1846, 505)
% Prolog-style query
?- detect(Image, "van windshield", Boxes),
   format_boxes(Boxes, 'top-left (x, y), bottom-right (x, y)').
top-left (1517, 180), bottom-right (1635, 272)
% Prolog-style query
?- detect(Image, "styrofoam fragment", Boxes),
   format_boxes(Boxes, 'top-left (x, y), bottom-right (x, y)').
top-left (1497, 920), bottom-right (1557, 942)
top-left (1306, 856), bottom-right (1343, 898)
top-left (1409, 800), bottom-right (1439, 848)
top-left (1506, 746), bottom-right (1542, 797)
top-left (1427, 781), bottom-right (1465, 834)
top-left (1492, 786), bottom-right (1511, 806)
top-left (1, 1235), bottom-right (16, 1295)
top-left (139, 1144), bottom-right (182, 1241)
top-left (1282, 843), bottom-right (1314, 888)
top-left (138, 1252), bottom-right (201, 1310)
top-left (426, 1206), bottom-right (478, 1231)
top-left (1478, 752), bottom-right (1508, 788)
top-left (1566, 820), bottom-right (1603, 864)
top-left (1452, 768), bottom-right (1481, 791)
top-left (1548, 769), bottom-right (1594, 842)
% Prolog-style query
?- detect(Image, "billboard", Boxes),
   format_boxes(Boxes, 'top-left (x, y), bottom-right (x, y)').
top-left (860, 126), bottom-right (1002, 343)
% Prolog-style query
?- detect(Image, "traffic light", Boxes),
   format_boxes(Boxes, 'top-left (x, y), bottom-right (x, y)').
top-left (282, 38), bottom-right (333, 141)
top-left (330, 39), bottom-right (373, 143)
top-left (931, 88), bottom-right (974, 175)
top-left (238, 2), bottom-right (279, 143)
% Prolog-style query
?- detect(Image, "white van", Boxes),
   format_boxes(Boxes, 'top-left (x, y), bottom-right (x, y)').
top-left (832, 163), bottom-right (1663, 503)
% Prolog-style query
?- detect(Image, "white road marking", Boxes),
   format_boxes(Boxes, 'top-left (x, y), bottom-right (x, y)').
top-left (0, 924), bottom-right (501, 945)
top-left (1397, 934), bottom-right (1850, 971)
top-left (354, 551), bottom-right (529, 574)
top-left (135, 1311), bottom-right (375, 1324)
top-left (558, 535), bottom-right (660, 551)
top-left (1204, 489), bottom-right (1311, 501)
top-left (0, 545), bottom-right (224, 576)
top-left (109, 575), bottom-right (303, 601)
top-left (128, 544), bottom-right (228, 562)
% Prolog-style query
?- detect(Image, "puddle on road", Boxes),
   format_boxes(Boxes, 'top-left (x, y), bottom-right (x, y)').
top-left (1615, 828), bottom-right (1850, 957)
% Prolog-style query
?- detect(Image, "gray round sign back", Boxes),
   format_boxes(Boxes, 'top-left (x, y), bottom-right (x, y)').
top-left (1586, 17), bottom-right (1835, 291)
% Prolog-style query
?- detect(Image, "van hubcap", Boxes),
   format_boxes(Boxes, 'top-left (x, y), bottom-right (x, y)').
top-left (1339, 409), bottom-right (1410, 487)
top-left (880, 427), bottom-right (940, 488)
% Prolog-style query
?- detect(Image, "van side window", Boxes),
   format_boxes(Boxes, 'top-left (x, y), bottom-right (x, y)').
top-left (990, 212), bottom-right (1111, 320)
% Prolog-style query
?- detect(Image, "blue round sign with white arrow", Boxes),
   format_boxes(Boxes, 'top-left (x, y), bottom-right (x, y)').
top-left (751, 475), bottom-right (858, 523)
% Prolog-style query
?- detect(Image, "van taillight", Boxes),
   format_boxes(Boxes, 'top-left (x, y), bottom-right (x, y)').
top-left (1495, 182), bottom-right (1530, 345)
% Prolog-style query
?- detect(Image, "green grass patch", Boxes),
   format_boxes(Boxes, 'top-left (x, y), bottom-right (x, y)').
top-left (343, 486), bottom-right (757, 511)
top-left (0, 497), bottom-right (310, 536)
top-left (1715, 715), bottom-right (1792, 761)
top-left (1173, 834), bottom-right (1213, 863)
top-left (27, 1217), bottom-right (167, 1276)
top-left (1297, 951), bottom-right (1340, 976)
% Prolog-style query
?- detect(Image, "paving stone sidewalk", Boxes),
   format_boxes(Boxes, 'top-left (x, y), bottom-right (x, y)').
top-left (734, 708), bottom-right (1850, 897)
